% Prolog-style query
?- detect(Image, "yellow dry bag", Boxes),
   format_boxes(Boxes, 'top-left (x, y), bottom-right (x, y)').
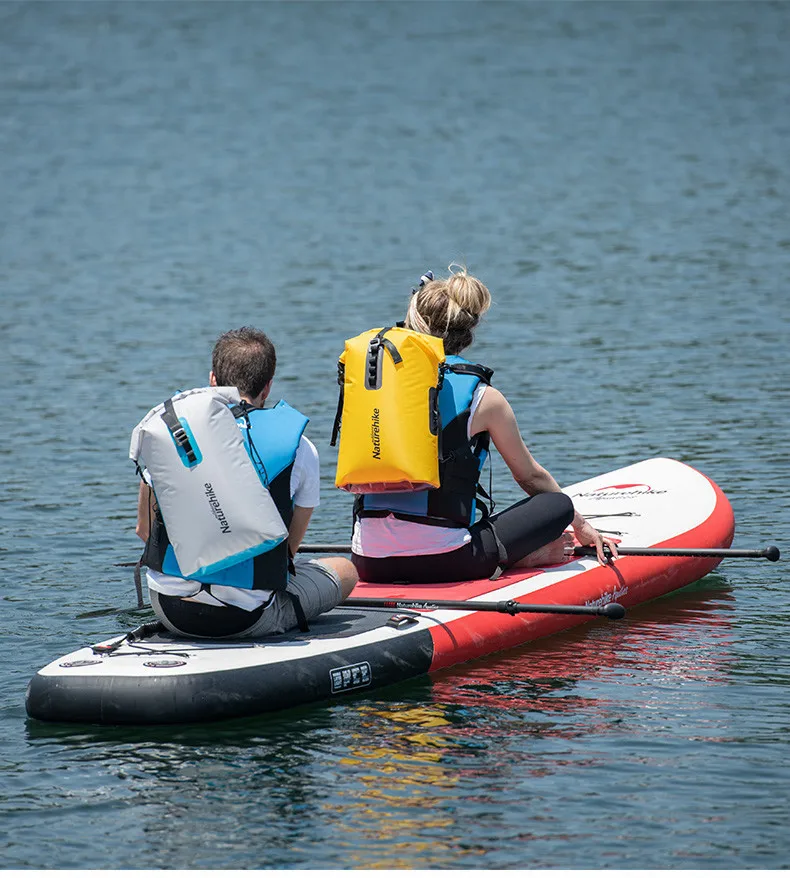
top-left (331, 326), bottom-right (446, 493)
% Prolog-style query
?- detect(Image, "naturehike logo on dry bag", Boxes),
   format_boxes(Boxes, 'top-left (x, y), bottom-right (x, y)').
top-left (204, 482), bottom-right (231, 533)
top-left (371, 408), bottom-right (382, 460)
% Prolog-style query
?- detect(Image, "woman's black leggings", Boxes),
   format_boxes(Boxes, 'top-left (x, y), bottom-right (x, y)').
top-left (352, 492), bottom-right (575, 584)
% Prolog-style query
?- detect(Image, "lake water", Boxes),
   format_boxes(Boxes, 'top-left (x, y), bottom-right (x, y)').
top-left (2, 0), bottom-right (789, 869)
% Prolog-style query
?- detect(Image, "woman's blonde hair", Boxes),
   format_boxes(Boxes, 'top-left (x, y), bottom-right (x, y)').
top-left (405, 264), bottom-right (491, 355)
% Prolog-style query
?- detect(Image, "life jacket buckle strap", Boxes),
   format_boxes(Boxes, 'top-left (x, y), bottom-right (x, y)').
top-left (483, 520), bottom-right (509, 580)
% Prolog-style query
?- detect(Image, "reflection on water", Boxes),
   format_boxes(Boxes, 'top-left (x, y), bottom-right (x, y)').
top-left (329, 705), bottom-right (468, 869)
top-left (432, 577), bottom-right (733, 694)
top-left (22, 701), bottom-right (473, 869)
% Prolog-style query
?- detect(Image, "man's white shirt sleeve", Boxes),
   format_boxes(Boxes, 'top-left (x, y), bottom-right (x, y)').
top-left (290, 435), bottom-right (320, 508)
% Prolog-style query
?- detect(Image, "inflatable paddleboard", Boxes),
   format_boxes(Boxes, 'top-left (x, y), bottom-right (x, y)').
top-left (26, 458), bottom-right (735, 725)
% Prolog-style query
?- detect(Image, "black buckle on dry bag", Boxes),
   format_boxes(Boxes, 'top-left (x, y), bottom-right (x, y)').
top-left (365, 328), bottom-right (403, 391)
top-left (161, 398), bottom-right (197, 464)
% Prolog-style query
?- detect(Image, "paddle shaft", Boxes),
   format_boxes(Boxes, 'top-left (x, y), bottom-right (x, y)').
top-left (344, 596), bottom-right (625, 619)
top-left (106, 543), bottom-right (777, 620)
top-left (298, 543), bottom-right (780, 561)
top-left (573, 545), bottom-right (781, 561)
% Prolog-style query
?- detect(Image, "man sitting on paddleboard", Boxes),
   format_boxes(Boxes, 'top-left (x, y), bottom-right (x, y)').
top-left (136, 327), bottom-right (358, 638)
top-left (351, 267), bottom-right (619, 584)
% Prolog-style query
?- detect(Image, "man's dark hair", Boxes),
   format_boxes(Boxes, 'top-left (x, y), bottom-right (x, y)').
top-left (211, 327), bottom-right (277, 400)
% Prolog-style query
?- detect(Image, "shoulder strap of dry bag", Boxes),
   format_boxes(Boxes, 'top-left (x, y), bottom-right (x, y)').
top-left (330, 359), bottom-right (344, 447)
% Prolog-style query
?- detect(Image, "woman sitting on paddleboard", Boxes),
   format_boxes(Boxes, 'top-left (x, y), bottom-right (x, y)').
top-left (350, 266), bottom-right (619, 584)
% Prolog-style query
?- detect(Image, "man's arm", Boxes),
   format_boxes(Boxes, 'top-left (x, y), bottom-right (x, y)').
top-left (288, 505), bottom-right (313, 556)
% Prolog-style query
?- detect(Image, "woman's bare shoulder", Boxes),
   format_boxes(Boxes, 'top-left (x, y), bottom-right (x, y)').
top-left (478, 385), bottom-right (513, 414)
top-left (471, 385), bottom-right (515, 433)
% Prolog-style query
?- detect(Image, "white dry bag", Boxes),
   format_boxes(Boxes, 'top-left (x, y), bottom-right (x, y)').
top-left (129, 386), bottom-right (288, 579)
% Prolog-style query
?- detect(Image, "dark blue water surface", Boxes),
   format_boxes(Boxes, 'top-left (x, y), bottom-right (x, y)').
top-left (2, 1), bottom-right (789, 869)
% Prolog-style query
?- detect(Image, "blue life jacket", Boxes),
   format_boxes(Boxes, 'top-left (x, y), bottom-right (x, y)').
top-left (355, 356), bottom-right (494, 528)
top-left (143, 400), bottom-right (309, 590)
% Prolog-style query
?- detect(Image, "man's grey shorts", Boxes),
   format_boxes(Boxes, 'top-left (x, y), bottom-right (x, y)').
top-left (247, 558), bottom-right (343, 637)
top-left (149, 558), bottom-right (343, 639)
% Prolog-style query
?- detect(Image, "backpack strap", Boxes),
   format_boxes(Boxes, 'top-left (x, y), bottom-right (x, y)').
top-left (160, 398), bottom-right (198, 464)
top-left (284, 549), bottom-right (309, 632)
top-left (286, 591), bottom-right (310, 632)
top-left (355, 507), bottom-right (469, 528)
top-left (330, 361), bottom-right (345, 447)
top-left (480, 519), bottom-right (509, 581)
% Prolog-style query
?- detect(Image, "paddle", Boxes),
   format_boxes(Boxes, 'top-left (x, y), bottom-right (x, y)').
top-left (344, 596), bottom-right (626, 619)
top-left (95, 541), bottom-right (778, 621)
top-left (297, 543), bottom-right (782, 561)
top-left (573, 545), bottom-right (781, 561)
top-left (101, 561), bottom-right (624, 621)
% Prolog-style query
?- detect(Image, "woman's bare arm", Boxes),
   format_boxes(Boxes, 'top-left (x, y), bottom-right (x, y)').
top-left (470, 387), bottom-right (560, 492)
top-left (470, 386), bottom-right (618, 564)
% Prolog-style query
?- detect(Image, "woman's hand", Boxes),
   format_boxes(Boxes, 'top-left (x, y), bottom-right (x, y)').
top-left (572, 516), bottom-right (620, 566)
